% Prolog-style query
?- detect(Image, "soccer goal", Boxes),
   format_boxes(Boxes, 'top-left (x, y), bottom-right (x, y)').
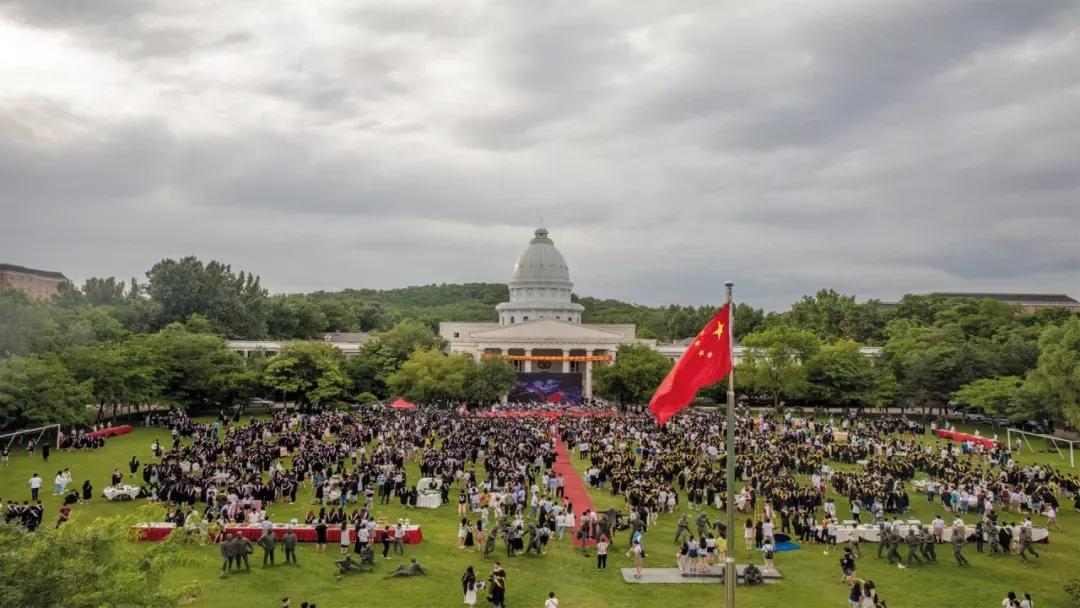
top-left (1006, 428), bottom-right (1076, 468)
top-left (0, 424), bottom-right (61, 452)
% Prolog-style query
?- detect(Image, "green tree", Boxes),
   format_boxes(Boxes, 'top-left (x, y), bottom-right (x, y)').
top-left (464, 358), bottom-right (518, 404)
top-left (593, 344), bottom-right (673, 404)
top-left (145, 256), bottom-right (268, 338)
top-left (785, 289), bottom-right (886, 344)
top-left (62, 341), bottom-right (162, 423)
top-left (0, 290), bottom-right (53, 356)
top-left (733, 303), bottom-right (765, 339)
top-left (0, 355), bottom-right (93, 429)
top-left (884, 321), bottom-right (996, 413)
top-left (263, 341), bottom-right (348, 407)
top-left (347, 320), bottom-right (446, 397)
top-left (0, 511), bottom-right (191, 608)
top-left (1024, 316), bottom-right (1080, 428)
top-left (81, 276), bottom-right (128, 306)
top-left (953, 376), bottom-right (1027, 420)
top-left (146, 323), bottom-right (247, 410)
top-left (739, 325), bottom-right (820, 407)
top-left (316, 298), bottom-right (355, 332)
top-left (266, 295), bottom-right (328, 339)
top-left (805, 340), bottom-right (877, 407)
top-left (387, 348), bottom-right (473, 404)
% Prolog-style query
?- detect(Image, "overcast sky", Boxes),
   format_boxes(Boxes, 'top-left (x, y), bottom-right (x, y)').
top-left (2, 1), bottom-right (1079, 311)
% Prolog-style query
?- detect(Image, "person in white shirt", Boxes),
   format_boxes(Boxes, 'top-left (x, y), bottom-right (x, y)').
top-left (1045, 506), bottom-right (1061, 532)
top-left (29, 473), bottom-right (42, 501)
top-left (544, 592), bottom-right (559, 608)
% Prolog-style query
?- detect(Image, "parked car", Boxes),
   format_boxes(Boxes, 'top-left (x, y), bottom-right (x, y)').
top-left (248, 398), bottom-right (275, 407)
top-left (1014, 419), bottom-right (1048, 434)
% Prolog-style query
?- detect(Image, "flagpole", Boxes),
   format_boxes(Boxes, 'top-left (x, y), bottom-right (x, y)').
top-left (723, 280), bottom-right (736, 608)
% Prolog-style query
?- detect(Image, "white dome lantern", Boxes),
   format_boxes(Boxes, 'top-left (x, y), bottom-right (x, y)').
top-left (496, 227), bottom-right (584, 325)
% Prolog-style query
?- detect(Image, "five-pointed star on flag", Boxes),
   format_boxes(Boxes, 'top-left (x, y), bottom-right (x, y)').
top-left (713, 322), bottom-right (725, 341)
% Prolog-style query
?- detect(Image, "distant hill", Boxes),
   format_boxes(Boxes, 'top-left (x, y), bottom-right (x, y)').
top-left (285, 283), bottom-right (728, 341)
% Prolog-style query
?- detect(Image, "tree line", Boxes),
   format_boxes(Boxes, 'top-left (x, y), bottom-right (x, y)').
top-left (2, 256), bottom-right (1079, 429)
top-left (0, 310), bottom-right (517, 430)
top-left (594, 291), bottom-right (1080, 430)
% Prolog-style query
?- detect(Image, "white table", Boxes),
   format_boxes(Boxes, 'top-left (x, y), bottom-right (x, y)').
top-left (834, 523), bottom-right (1048, 544)
top-left (104, 484), bottom-right (141, 501)
top-left (417, 493), bottom-right (442, 509)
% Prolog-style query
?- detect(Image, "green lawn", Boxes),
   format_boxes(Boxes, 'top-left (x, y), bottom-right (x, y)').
top-left (0, 420), bottom-right (1076, 608)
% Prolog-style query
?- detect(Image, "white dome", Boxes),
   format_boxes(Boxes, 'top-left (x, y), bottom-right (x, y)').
top-left (496, 227), bottom-right (583, 325)
top-left (510, 227), bottom-right (571, 287)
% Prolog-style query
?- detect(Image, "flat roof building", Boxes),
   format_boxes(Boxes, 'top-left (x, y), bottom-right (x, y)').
top-left (0, 263), bottom-right (70, 301)
top-left (930, 292), bottom-right (1080, 314)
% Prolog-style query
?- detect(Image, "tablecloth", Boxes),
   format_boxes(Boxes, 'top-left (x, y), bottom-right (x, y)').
top-left (417, 494), bottom-right (442, 509)
top-left (87, 425), bottom-right (135, 439)
top-left (834, 522), bottom-right (1047, 543)
top-left (133, 523), bottom-right (423, 544)
top-left (934, 429), bottom-right (999, 449)
top-left (227, 524), bottom-right (422, 544)
top-left (133, 523), bottom-right (175, 541)
top-left (104, 485), bottom-right (141, 500)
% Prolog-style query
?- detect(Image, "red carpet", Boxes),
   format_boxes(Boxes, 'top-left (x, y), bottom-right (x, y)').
top-left (553, 436), bottom-right (596, 546)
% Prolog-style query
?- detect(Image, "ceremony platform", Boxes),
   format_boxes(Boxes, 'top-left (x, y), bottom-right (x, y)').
top-left (620, 565), bottom-right (782, 584)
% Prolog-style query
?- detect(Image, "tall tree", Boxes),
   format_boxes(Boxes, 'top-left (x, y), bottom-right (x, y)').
top-left (145, 256), bottom-right (268, 338)
top-left (593, 344), bottom-right (674, 404)
top-left (739, 324), bottom-right (820, 407)
top-left (805, 340), bottom-right (877, 407)
top-left (0, 355), bottom-right (93, 429)
top-left (953, 376), bottom-right (1028, 420)
top-left (1024, 316), bottom-right (1080, 428)
top-left (81, 277), bottom-right (128, 306)
top-left (146, 323), bottom-right (247, 410)
top-left (884, 320), bottom-right (996, 412)
top-left (263, 341), bottom-right (348, 407)
top-left (464, 358), bottom-right (518, 404)
top-left (785, 289), bottom-right (886, 344)
top-left (266, 295), bottom-right (328, 339)
top-left (733, 303), bottom-right (765, 339)
top-left (62, 341), bottom-right (162, 422)
top-left (346, 320), bottom-right (446, 397)
top-left (387, 348), bottom-right (473, 404)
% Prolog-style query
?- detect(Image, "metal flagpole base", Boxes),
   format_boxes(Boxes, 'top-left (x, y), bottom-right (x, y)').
top-left (724, 556), bottom-right (736, 606)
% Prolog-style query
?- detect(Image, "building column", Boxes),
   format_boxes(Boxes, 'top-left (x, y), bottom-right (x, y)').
top-left (561, 349), bottom-right (570, 373)
top-left (584, 358), bottom-right (593, 398)
top-left (524, 349), bottom-right (532, 373)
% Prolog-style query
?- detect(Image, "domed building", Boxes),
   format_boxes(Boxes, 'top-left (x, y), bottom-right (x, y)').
top-left (440, 227), bottom-right (647, 402)
top-left (495, 227), bottom-right (584, 325)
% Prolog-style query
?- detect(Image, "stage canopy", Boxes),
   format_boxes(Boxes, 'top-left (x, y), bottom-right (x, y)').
top-left (389, 398), bottom-right (416, 410)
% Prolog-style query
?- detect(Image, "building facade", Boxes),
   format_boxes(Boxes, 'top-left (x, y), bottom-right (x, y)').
top-left (441, 228), bottom-right (649, 399)
top-left (0, 263), bottom-right (70, 300)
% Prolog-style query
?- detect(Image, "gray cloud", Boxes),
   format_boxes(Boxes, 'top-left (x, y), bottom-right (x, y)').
top-left (2, 0), bottom-right (1080, 311)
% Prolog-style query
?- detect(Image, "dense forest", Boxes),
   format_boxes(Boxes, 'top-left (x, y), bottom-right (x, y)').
top-left (2, 255), bottom-right (1079, 431)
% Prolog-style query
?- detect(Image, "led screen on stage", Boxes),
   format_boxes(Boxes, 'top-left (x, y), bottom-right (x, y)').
top-left (509, 373), bottom-right (583, 404)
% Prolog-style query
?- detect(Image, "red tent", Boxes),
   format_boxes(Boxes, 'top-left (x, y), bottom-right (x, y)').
top-left (389, 398), bottom-right (416, 410)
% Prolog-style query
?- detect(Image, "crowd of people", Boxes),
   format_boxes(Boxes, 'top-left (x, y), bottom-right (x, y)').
top-left (4, 401), bottom-right (1077, 607)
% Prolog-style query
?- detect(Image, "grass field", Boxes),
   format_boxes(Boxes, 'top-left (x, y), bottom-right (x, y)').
top-left (0, 420), bottom-right (1076, 608)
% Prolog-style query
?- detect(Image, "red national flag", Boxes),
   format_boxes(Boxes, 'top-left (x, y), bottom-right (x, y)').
top-left (649, 302), bottom-right (733, 425)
